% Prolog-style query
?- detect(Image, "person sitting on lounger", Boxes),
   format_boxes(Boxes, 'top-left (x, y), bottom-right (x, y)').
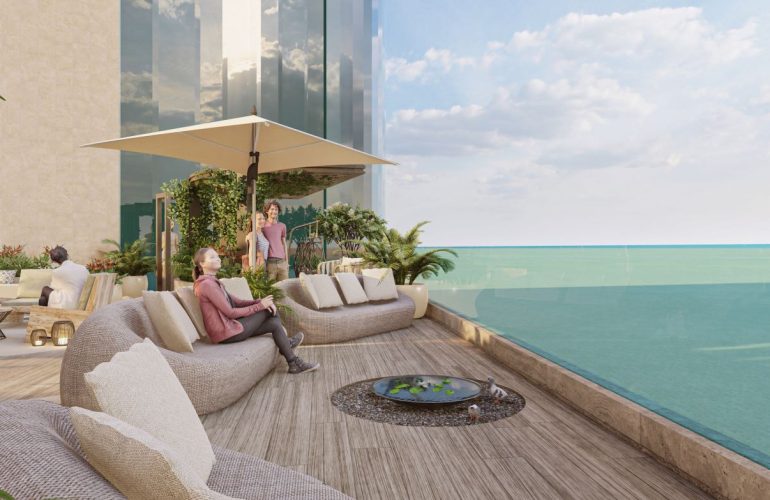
top-left (193, 247), bottom-right (319, 374)
top-left (39, 246), bottom-right (89, 309)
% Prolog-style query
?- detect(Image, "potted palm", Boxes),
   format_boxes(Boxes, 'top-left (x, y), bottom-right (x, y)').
top-left (360, 222), bottom-right (456, 318)
top-left (102, 238), bottom-right (155, 298)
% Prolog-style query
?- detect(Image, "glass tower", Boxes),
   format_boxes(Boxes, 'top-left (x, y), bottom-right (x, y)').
top-left (120, 0), bottom-right (382, 257)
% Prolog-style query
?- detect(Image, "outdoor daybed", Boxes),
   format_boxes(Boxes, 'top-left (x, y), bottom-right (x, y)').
top-left (0, 399), bottom-right (349, 499)
top-left (278, 277), bottom-right (415, 344)
top-left (60, 298), bottom-right (279, 415)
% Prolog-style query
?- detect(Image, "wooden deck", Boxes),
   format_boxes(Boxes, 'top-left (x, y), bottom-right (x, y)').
top-left (1, 319), bottom-right (711, 499)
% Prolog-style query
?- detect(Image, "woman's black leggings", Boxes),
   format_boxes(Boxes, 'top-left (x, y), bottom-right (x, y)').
top-left (223, 310), bottom-right (295, 362)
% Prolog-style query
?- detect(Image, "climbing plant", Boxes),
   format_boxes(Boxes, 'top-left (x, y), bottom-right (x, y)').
top-left (162, 168), bottom-right (248, 280)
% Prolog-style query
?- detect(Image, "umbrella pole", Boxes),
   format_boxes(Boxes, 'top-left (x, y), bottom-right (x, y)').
top-left (249, 119), bottom-right (261, 270)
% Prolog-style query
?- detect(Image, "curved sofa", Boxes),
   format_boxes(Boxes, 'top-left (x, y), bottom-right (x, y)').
top-left (60, 299), bottom-right (279, 415)
top-left (277, 278), bottom-right (415, 345)
top-left (0, 400), bottom-right (350, 499)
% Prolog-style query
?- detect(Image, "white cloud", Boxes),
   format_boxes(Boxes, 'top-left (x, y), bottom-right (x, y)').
top-left (385, 58), bottom-right (428, 82)
top-left (386, 75), bottom-right (651, 156)
top-left (385, 48), bottom-right (475, 83)
top-left (511, 8), bottom-right (757, 67)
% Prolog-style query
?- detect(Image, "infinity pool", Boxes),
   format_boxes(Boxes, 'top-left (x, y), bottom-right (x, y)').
top-left (425, 246), bottom-right (770, 468)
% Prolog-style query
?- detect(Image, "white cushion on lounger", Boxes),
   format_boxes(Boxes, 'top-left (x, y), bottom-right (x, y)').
top-left (299, 273), bottom-right (344, 309)
top-left (361, 268), bottom-right (399, 301)
top-left (334, 272), bottom-right (368, 305)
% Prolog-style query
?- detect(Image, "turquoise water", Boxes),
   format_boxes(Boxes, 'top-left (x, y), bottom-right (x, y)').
top-left (424, 246), bottom-right (770, 469)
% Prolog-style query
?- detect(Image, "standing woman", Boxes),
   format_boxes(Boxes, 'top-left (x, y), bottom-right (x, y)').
top-left (193, 247), bottom-right (319, 374)
top-left (262, 200), bottom-right (289, 281)
top-left (242, 212), bottom-right (270, 271)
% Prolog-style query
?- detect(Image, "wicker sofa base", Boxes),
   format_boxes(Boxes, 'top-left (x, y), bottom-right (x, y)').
top-left (0, 399), bottom-right (350, 499)
top-left (278, 278), bottom-right (415, 344)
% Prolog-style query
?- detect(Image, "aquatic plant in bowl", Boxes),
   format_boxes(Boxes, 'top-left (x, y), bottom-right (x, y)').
top-left (373, 375), bottom-right (480, 406)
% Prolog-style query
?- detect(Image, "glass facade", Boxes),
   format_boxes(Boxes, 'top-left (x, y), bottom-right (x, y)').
top-left (120, 0), bottom-right (382, 261)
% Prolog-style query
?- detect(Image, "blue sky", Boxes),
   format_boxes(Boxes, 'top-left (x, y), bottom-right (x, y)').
top-left (381, 1), bottom-right (770, 246)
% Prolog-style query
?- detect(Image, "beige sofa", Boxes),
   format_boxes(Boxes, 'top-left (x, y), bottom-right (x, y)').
top-left (0, 268), bottom-right (52, 311)
top-left (0, 399), bottom-right (350, 499)
top-left (278, 277), bottom-right (415, 345)
top-left (60, 298), bottom-right (279, 415)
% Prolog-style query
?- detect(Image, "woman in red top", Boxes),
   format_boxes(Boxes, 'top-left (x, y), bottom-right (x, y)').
top-left (193, 247), bottom-right (319, 374)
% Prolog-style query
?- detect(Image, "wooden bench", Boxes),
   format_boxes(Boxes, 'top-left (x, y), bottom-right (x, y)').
top-left (25, 273), bottom-right (117, 343)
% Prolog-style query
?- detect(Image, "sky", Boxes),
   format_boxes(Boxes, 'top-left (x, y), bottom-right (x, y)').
top-left (380, 1), bottom-right (770, 246)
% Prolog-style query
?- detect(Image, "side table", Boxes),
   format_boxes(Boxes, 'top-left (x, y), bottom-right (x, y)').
top-left (0, 307), bottom-right (12, 340)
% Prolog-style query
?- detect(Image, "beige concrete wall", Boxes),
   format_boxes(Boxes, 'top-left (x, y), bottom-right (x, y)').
top-left (0, 1), bottom-right (120, 264)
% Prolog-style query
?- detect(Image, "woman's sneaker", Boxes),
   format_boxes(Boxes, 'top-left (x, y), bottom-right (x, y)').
top-left (289, 332), bottom-right (304, 349)
top-left (288, 357), bottom-right (320, 374)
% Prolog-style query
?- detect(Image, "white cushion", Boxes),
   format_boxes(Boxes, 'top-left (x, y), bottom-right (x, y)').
top-left (17, 269), bottom-right (53, 298)
top-left (361, 268), bottom-right (399, 301)
top-left (219, 277), bottom-right (253, 301)
top-left (341, 256), bottom-right (364, 265)
top-left (143, 291), bottom-right (199, 352)
top-left (174, 287), bottom-right (208, 339)
top-left (299, 272), bottom-right (344, 309)
top-left (334, 272), bottom-right (369, 305)
top-left (70, 407), bottom-right (233, 500)
top-left (84, 339), bottom-right (216, 482)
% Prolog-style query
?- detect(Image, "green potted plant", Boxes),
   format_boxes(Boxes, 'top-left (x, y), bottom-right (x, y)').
top-left (315, 202), bottom-right (386, 257)
top-left (359, 222), bottom-right (456, 318)
top-left (0, 245), bottom-right (50, 284)
top-left (102, 238), bottom-right (155, 298)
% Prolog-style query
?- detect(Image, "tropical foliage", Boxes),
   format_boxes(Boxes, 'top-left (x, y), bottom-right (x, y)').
top-left (359, 221), bottom-right (457, 285)
top-left (102, 238), bottom-right (155, 276)
top-left (162, 168), bottom-right (249, 281)
top-left (0, 245), bottom-right (51, 276)
top-left (315, 203), bottom-right (386, 256)
top-left (242, 267), bottom-right (291, 315)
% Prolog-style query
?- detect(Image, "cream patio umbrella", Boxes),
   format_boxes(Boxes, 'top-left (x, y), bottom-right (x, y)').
top-left (84, 112), bottom-right (395, 272)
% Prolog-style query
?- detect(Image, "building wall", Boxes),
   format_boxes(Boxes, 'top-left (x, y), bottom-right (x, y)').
top-left (0, 1), bottom-right (121, 263)
top-left (120, 0), bottom-right (382, 254)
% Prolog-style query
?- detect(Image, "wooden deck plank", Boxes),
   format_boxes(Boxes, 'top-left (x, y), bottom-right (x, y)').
top-left (2, 318), bottom-right (714, 500)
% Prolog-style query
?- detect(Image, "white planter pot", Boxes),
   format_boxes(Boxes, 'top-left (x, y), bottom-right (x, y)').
top-left (0, 270), bottom-right (16, 285)
top-left (111, 284), bottom-right (123, 303)
top-left (396, 283), bottom-right (429, 319)
top-left (121, 275), bottom-right (148, 298)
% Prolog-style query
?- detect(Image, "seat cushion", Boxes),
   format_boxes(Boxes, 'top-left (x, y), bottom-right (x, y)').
top-left (70, 407), bottom-right (235, 500)
top-left (17, 269), bottom-right (53, 298)
top-left (220, 277), bottom-right (253, 301)
top-left (299, 273), bottom-right (344, 309)
top-left (334, 272), bottom-right (368, 305)
top-left (84, 339), bottom-right (216, 482)
top-left (143, 291), bottom-right (199, 352)
top-left (361, 268), bottom-right (399, 301)
top-left (175, 286), bottom-right (208, 339)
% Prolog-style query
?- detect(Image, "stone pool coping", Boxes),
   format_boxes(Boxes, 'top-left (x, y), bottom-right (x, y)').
top-left (426, 302), bottom-right (770, 500)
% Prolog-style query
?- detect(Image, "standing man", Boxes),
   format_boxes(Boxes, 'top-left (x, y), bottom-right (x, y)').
top-left (262, 200), bottom-right (289, 282)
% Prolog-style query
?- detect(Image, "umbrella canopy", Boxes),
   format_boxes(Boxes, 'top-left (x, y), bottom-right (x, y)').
top-left (83, 114), bottom-right (394, 174)
top-left (83, 113), bottom-right (395, 287)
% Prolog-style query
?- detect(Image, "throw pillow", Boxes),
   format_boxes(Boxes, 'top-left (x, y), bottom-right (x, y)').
top-left (361, 268), bottom-right (399, 301)
top-left (84, 339), bottom-right (216, 482)
top-left (174, 287), bottom-right (208, 339)
top-left (341, 256), bottom-right (364, 266)
top-left (70, 407), bottom-right (233, 500)
top-left (18, 269), bottom-right (53, 298)
top-left (334, 272), bottom-right (369, 305)
top-left (299, 273), bottom-right (344, 309)
top-left (219, 277), bottom-right (253, 301)
top-left (143, 291), bottom-right (199, 352)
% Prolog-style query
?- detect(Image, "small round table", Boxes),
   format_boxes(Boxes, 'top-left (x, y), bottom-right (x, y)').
top-left (0, 307), bottom-right (13, 340)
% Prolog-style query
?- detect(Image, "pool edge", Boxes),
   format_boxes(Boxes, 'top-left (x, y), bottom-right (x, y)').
top-left (426, 302), bottom-right (770, 500)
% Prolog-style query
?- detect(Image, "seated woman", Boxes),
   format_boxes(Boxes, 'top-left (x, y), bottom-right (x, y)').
top-left (39, 246), bottom-right (89, 309)
top-left (193, 247), bottom-right (319, 374)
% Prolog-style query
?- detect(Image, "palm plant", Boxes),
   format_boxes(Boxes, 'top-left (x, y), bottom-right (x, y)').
top-left (360, 221), bottom-right (457, 285)
top-left (102, 238), bottom-right (155, 276)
